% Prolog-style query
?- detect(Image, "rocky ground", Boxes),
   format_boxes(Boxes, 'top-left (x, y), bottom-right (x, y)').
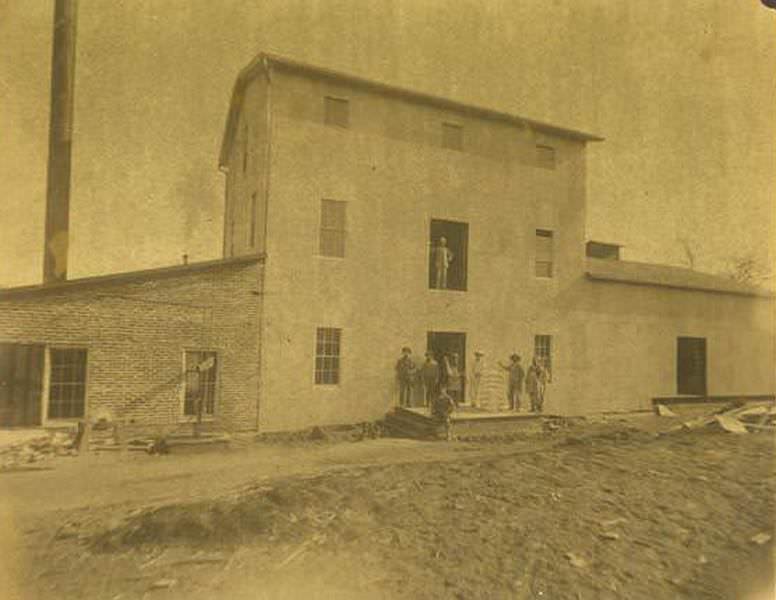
top-left (3, 417), bottom-right (774, 600)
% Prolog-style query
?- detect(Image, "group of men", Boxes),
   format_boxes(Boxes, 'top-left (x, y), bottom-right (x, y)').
top-left (395, 347), bottom-right (550, 413)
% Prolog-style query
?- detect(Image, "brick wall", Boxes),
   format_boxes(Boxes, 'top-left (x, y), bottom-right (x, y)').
top-left (0, 259), bottom-right (262, 434)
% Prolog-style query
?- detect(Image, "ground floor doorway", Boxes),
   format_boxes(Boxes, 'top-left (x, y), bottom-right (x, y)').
top-left (0, 344), bottom-right (44, 427)
top-left (427, 331), bottom-right (466, 404)
top-left (677, 337), bottom-right (707, 396)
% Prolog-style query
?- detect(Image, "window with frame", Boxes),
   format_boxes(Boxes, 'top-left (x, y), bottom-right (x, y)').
top-left (534, 335), bottom-right (552, 381)
top-left (315, 328), bottom-right (341, 385)
top-left (242, 126), bottom-right (249, 173)
top-left (324, 96), bottom-right (350, 128)
top-left (536, 144), bottom-right (556, 169)
top-left (183, 351), bottom-right (218, 417)
top-left (250, 192), bottom-right (258, 247)
top-left (535, 229), bottom-right (554, 278)
top-left (48, 348), bottom-right (87, 419)
top-left (586, 241), bottom-right (620, 260)
top-left (319, 199), bottom-right (347, 257)
top-left (429, 219), bottom-right (468, 291)
top-left (442, 122), bottom-right (463, 151)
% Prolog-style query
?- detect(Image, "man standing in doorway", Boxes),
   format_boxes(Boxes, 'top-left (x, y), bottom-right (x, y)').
top-left (498, 354), bottom-right (525, 412)
top-left (433, 236), bottom-right (453, 289)
top-left (470, 351), bottom-right (485, 407)
top-left (420, 351), bottom-right (440, 407)
top-left (395, 346), bottom-right (417, 407)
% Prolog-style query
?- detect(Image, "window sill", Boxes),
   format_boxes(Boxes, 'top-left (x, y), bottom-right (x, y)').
top-left (316, 255), bottom-right (346, 261)
top-left (43, 418), bottom-right (83, 428)
top-left (428, 287), bottom-right (468, 293)
top-left (178, 415), bottom-right (216, 424)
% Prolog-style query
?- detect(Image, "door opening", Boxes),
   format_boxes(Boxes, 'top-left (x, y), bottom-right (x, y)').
top-left (677, 337), bottom-right (707, 396)
top-left (427, 331), bottom-right (466, 404)
top-left (0, 344), bottom-right (44, 427)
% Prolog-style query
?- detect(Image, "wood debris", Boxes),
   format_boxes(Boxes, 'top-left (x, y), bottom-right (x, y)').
top-left (661, 401), bottom-right (775, 436)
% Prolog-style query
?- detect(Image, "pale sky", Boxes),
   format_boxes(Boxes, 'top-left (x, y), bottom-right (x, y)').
top-left (1, 0), bottom-right (774, 287)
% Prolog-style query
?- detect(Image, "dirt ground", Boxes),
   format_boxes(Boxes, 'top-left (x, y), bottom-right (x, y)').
top-left (2, 417), bottom-right (774, 600)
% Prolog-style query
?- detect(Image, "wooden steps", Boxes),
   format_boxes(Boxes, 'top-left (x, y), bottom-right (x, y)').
top-left (384, 406), bottom-right (558, 441)
top-left (383, 407), bottom-right (446, 440)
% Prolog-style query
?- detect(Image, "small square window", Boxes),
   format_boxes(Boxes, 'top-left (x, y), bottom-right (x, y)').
top-left (536, 145), bottom-right (556, 169)
top-left (324, 96), bottom-right (350, 128)
top-left (535, 229), bottom-right (554, 278)
top-left (319, 199), bottom-right (347, 257)
top-left (315, 328), bottom-right (341, 385)
top-left (442, 122), bottom-right (463, 151)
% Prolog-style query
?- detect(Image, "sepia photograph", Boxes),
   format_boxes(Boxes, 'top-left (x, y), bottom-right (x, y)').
top-left (1, 1), bottom-right (774, 598)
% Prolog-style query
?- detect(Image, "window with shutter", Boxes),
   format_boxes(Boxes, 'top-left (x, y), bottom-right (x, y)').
top-left (319, 199), bottom-right (347, 257)
top-left (535, 229), bottom-right (554, 278)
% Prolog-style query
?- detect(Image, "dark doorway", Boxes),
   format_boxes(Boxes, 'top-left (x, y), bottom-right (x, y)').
top-left (0, 344), bottom-right (44, 427)
top-left (427, 331), bottom-right (466, 403)
top-left (677, 337), bottom-right (707, 396)
top-left (429, 219), bottom-right (468, 291)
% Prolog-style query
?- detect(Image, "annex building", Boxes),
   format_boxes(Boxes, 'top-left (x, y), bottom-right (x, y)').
top-left (0, 53), bottom-right (773, 434)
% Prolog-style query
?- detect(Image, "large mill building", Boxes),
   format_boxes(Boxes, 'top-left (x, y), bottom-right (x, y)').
top-left (0, 53), bottom-right (772, 434)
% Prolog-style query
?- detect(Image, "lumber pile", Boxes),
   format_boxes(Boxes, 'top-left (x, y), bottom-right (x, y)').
top-left (657, 401), bottom-right (776, 435)
top-left (0, 429), bottom-right (77, 470)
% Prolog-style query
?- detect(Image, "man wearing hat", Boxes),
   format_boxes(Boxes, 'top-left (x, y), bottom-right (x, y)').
top-left (395, 346), bottom-right (417, 407)
top-left (498, 353), bottom-right (525, 411)
top-left (420, 351), bottom-right (441, 407)
top-left (470, 351), bottom-right (485, 407)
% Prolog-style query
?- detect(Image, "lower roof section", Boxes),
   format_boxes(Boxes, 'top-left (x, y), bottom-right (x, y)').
top-left (0, 254), bottom-right (264, 300)
top-left (586, 258), bottom-right (773, 298)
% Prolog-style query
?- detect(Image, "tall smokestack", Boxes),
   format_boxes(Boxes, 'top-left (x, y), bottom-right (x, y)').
top-left (43, 0), bottom-right (78, 283)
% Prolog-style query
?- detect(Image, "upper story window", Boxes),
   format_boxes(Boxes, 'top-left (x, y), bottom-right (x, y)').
top-left (536, 144), bottom-right (556, 169)
top-left (249, 192), bottom-right (258, 248)
top-left (442, 122), bottom-right (463, 151)
top-left (319, 199), bottom-right (347, 257)
top-left (429, 219), bottom-right (468, 291)
top-left (324, 96), bottom-right (350, 128)
top-left (242, 126), bottom-right (249, 173)
top-left (535, 229), bottom-right (554, 278)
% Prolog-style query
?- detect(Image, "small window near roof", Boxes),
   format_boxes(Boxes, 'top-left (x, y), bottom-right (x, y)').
top-left (535, 229), bottom-right (554, 278)
top-left (586, 241), bottom-right (620, 260)
top-left (536, 145), bottom-right (556, 169)
top-left (324, 96), bottom-right (350, 128)
top-left (442, 122), bottom-right (463, 151)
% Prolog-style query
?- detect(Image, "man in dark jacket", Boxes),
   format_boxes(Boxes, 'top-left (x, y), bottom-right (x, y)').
top-left (498, 353), bottom-right (525, 411)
